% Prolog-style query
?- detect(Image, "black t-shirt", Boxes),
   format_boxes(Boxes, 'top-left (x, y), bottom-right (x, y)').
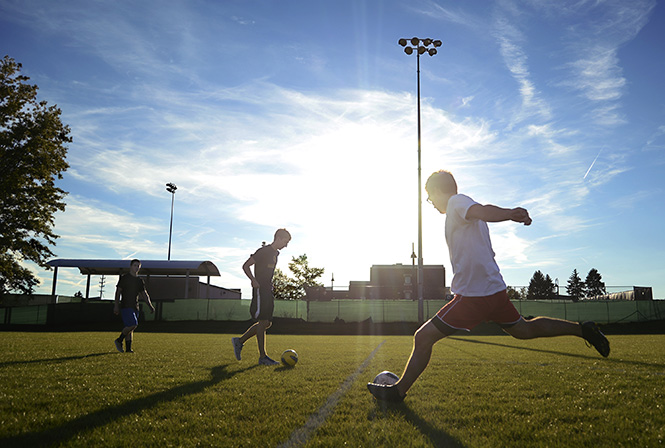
top-left (251, 245), bottom-right (279, 288)
top-left (117, 274), bottom-right (146, 310)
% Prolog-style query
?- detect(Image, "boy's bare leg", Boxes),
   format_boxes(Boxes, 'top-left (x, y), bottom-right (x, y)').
top-left (255, 320), bottom-right (271, 358)
top-left (395, 320), bottom-right (449, 397)
top-left (504, 316), bottom-right (582, 339)
top-left (239, 322), bottom-right (259, 344)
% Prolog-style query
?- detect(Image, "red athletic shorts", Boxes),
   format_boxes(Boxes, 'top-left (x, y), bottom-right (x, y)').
top-left (433, 290), bottom-right (521, 333)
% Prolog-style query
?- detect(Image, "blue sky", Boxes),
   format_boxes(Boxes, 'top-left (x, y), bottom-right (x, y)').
top-left (2, 0), bottom-right (664, 300)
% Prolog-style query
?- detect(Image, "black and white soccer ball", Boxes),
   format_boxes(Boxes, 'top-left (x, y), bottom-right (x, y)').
top-left (373, 370), bottom-right (399, 385)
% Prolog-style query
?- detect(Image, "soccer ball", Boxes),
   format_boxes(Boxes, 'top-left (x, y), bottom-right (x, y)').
top-left (373, 370), bottom-right (399, 385)
top-left (281, 349), bottom-right (298, 367)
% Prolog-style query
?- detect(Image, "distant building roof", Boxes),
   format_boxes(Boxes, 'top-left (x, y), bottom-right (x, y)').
top-left (46, 259), bottom-right (221, 276)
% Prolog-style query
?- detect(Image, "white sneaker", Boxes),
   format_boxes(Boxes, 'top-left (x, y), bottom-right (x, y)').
top-left (231, 337), bottom-right (243, 361)
top-left (258, 356), bottom-right (279, 366)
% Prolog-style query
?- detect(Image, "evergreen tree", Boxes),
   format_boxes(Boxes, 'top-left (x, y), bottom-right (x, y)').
top-left (566, 269), bottom-right (585, 302)
top-left (527, 270), bottom-right (555, 299)
top-left (545, 274), bottom-right (556, 299)
top-left (585, 268), bottom-right (606, 298)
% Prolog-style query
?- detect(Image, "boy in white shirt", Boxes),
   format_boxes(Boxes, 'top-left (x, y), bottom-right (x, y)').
top-left (368, 170), bottom-right (609, 402)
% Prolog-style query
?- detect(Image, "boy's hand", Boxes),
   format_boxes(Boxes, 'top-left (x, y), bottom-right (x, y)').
top-left (511, 207), bottom-right (532, 226)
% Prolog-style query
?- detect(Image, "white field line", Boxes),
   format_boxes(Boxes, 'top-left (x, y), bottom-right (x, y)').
top-left (277, 339), bottom-right (386, 447)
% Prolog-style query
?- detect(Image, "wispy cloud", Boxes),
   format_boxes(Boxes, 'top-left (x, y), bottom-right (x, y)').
top-left (411, 0), bottom-right (485, 28)
top-left (569, 49), bottom-right (626, 102)
top-left (53, 196), bottom-right (164, 255)
top-left (644, 125), bottom-right (665, 156)
top-left (560, 0), bottom-right (655, 126)
top-left (493, 15), bottom-right (551, 125)
top-left (610, 189), bottom-right (659, 210)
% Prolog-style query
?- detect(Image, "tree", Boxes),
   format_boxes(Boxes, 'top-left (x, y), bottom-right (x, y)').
top-left (272, 254), bottom-right (324, 300)
top-left (527, 270), bottom-right (555, 299)
top-left (584, 268), bottom-right (606, 298)
top-left (506, 285), bottom-right (526, 300)
top-left (0, 56), bottom-right (71, 296)
top-left (272, 268), bottom-right (300, 301)
top-left (566, 269), bottom-right (585, 302)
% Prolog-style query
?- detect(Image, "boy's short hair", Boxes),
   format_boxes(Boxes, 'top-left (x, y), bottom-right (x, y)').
top-left (130, 259), bottom-right (141, 266)
top-left (275, 228), bottom-right (291, 241)
top-left (425, 170), bottom-right (457, 196)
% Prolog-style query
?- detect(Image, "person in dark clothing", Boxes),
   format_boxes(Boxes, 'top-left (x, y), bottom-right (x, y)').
top-left (232, 229), bottom-right (291, 365)
top-left (113, 259), bottom-right (154, 353)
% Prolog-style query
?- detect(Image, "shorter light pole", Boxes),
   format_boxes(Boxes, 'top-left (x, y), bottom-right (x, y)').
top-left (166, 182), bottom-right (177, 261)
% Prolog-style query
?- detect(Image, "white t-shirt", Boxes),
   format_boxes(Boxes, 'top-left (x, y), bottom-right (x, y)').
top-left (445, 194), bottom-right (506, 296)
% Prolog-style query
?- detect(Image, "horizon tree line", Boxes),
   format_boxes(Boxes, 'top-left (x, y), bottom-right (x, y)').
top-left (507, 268), bottom-right (607, 302)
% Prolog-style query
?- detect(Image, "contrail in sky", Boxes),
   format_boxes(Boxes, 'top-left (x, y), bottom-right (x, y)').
top-left (583, 149), bottom-right (602, 180)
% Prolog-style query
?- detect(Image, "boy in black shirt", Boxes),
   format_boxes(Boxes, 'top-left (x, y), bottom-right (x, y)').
top-left (232, 229), bottom-right (291, 365)
top-left (113, 259), bottom-right (154, 353)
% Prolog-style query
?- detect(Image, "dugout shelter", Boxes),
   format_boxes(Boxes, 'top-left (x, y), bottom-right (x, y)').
top-left (46, 259), bottom-right (222, 300)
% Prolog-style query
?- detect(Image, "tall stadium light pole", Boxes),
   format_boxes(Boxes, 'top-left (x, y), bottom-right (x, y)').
top-left (398, 37), bottom-right (442, 322)
top-left (166, 182), bottom-right (177, 261)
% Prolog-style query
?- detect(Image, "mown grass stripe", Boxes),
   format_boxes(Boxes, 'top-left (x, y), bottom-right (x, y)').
top-left (277, 339), bottom-right (386, 448)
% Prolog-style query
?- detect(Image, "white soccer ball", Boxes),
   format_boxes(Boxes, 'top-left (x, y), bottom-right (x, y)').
top-left (373, 370), bottom-right (399, 385)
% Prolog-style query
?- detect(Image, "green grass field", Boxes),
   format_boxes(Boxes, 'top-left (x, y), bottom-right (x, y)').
top-left (0, 331), bottom-right (663, 447)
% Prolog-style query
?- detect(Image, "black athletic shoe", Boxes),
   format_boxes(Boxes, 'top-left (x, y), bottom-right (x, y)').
top-left (114, 338), bottom-right (124, 353)
top-left (232, 337), bottom-right (243, 361)
top-left (258, 356), bottom-right (279, 366)
top-left (367, 382), bottom-right (405, 403)
top-left (581, 321), bottom-right (610, 357)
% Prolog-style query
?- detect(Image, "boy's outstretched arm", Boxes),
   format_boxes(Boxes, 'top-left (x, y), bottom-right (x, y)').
top-left (467, 204), bottom-right (532, 225)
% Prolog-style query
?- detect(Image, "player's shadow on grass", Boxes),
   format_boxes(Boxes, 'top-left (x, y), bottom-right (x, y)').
top-left (0, 352), bottom-right (113, 369)
top-left (371, 403), bottom-right (467, 448)
top-left (449, 337), bottom-right (665, 369)
top-left (275, 365), bottom-right (296, 372)
top-left (0, 363), bottom-right (256, 448)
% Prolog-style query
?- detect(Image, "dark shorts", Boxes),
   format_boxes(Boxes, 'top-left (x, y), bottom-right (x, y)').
top-left (250, 287), bottom-right (274, 321)
top-left (121, 308), bottom-right (139, 327)
top-left (432, 289), bottom-right (521, 334)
